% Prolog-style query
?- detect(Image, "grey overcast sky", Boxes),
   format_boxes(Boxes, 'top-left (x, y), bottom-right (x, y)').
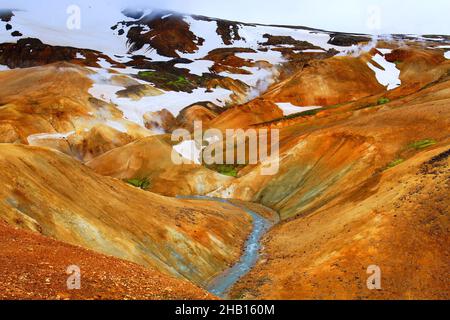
top-left (3, 0), bottom-right (450, 35)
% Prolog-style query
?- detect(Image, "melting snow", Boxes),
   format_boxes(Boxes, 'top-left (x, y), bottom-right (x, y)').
top-left (89, 83), bottom-right (124, 102)
top-left (367, 49), bottom-right (401, 90)
top-left (114, 88), bottom-right (233, 126)
top-left (87, 66), bottom-right (234, 127)
top-left (89, 76), bottom-right (233, 126)
top-left (275, 103), bottom-right (322, 116)
top-left (175, 59), bottom-right (215, 76)
top-left (445, 51), bottom-right (450, 59)
top-left (106, 120), bottom-right (128, 133)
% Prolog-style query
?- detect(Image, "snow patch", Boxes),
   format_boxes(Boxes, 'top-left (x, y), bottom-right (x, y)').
top-left (367, 49), bottom-right (401, 90)
top-left (87, 67), bottom-right (234, 127)
top-left (175, 59), bottom-right (214, 76)
top-left (89, 83), bottom-right (124, 102)
top-left (114, 88), bottom-right (233, 126)
top-left (106, 120), bottom-right (128, 133)
top-left (275, 103), bottom-right (322, 116)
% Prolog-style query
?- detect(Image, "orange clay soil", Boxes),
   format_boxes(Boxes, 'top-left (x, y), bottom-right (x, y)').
top-left (230, 146), bottom-right (450, 300)
top-left (206, 49), bottom-right (450, 299)
top-left (86, 134), bottom-right (234, 197)
top-left (0, 63), bottom-right (150, 160)
top-left (0, 144), bottom-right (252, 287)
top-left (263, 55), bottom-right (386, 107)
top-left (0, 220), bottom-right (213, 300)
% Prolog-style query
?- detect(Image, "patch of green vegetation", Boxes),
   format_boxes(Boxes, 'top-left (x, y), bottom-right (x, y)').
top-left (138, 71), bottom-right (155, 77)
top-left (216, 164), bottom-right (239, 177)
top-left (408, 139), bottom-right (437, 150)
top-left (166, 76), bottom-right (192, 90)
top-left (377, 97), bottom-right (390, 105)
top-left (125, 178), bottom-right (151, 190)
top-left (137, 71), bottom-right (196, 92)
top-left (386, 158), bottom-right (404, 169)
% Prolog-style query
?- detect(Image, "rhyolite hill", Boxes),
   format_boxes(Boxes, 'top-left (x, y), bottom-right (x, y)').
top-left (0, 7), bottom-right (449, 300)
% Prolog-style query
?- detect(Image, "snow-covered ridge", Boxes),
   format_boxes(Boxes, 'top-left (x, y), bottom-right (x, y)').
top-left (2, 6), bottom-right (448, 138)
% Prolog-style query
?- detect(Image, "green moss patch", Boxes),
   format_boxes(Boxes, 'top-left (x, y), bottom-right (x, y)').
top-left (377, 97), bottom-right (390, 105)
top-left (125, 178), bottom-right (151, 190)
top-left (137, 71), bottom-right (197, 93)
top-left (386, 158), bottom-right (405, 169)
top-left (408, 139), bottom-right (437, 150)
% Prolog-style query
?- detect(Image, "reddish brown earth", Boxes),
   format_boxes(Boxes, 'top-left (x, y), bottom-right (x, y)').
top-left (177, 102), bottom-right (221, 132)
top-left (203, 47), bottom-right (256, 75)
top-left (230, 146), bottom-right (450, 300)
top-left (208, 98), bottom-right (284, 130)
top-left (119, 12), bottom-right (204, 57)
top-left (0, 144), bottom-right (252, 287)
top-left (202, 48), bottom-right (450, 300)
top-left (264, 55), bottom-right (386, 106)
top-left (86, 135), bottom-right (234, 196)
top-left (0, 38), bottom-right (123, 69)
top-left (1, 13), bottom-right (449, 301)
top-left (0, 221), bottom-right (213, 300)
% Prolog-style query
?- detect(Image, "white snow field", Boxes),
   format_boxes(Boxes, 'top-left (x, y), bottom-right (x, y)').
top-left (275, 103), bottom-right (322, 116)
top-left (367, 49), bottom-right (401, 90)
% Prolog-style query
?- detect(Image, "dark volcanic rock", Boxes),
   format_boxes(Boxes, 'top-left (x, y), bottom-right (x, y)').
top-left (5, 23), bottom-right (12, 30)
top-left (216, 20), bottom-right (244, 45)
top-left (0, 9), bottom-right (14, 22)
top-left (11, 31), bottom-right (22, 37)
top-left (327, 33), bottom-right (372, 46)
top-left (0, 38), bottom-right (122, 69)
top-left (260, 34), bottom-right (323, 50)
top-left (113, 11), bottom-right (205, 58)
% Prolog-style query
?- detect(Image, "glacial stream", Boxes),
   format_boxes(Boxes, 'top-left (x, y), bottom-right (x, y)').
top-left (177, 196), bottom-right (273, 298)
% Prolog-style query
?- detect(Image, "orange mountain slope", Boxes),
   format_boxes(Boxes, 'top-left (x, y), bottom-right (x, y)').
top-left (231, 146), bottom-right (450, 300)
top-left (0, 221), bottom-right (213, 300)
top-left (0, 144), bottom-right (252, 287)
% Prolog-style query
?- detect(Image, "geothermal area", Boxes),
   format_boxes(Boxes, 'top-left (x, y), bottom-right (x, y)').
top-left (0, 6), bottom-right (449, 300)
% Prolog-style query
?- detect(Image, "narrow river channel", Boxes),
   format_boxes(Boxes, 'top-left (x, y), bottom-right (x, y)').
top-left (177, 196), bottom-right (273, 298)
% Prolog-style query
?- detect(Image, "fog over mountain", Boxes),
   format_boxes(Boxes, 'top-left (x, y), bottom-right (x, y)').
top-left (2, 0), bottom-right (450, 35)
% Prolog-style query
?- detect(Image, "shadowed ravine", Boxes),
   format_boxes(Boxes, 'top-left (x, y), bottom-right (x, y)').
top-left (177, 196), bottom-right (272, 298)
